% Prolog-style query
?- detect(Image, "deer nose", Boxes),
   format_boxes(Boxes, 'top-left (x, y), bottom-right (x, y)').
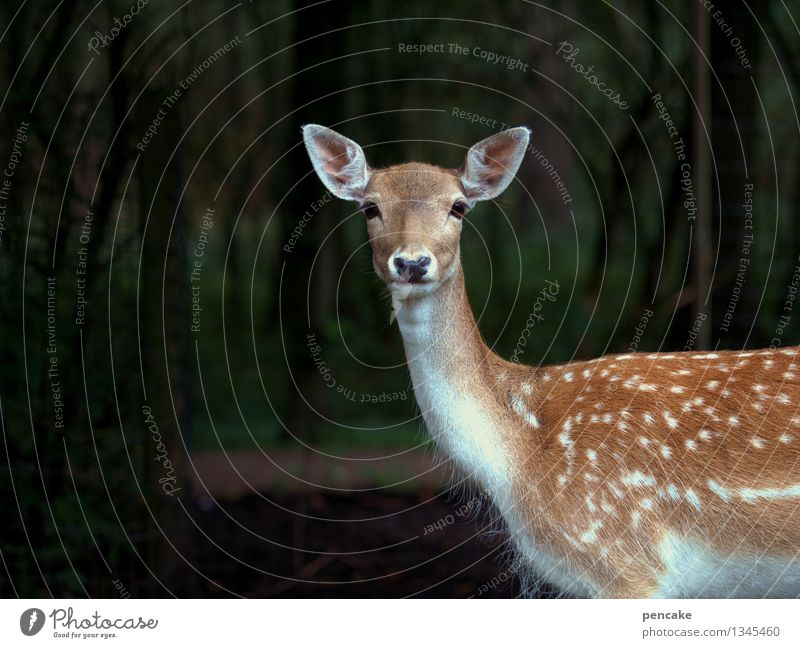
top-left (393, 255), bottom-right (431, 283)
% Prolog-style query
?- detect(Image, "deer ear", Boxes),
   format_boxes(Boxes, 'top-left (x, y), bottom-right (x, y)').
top-left (460, 127), bottom-right (530, 201)
top-left (302, 124), bottom-right (370, 201)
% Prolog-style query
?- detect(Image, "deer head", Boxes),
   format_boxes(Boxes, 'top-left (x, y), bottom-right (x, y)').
top-left (302, 124), bottom-right (530, 299)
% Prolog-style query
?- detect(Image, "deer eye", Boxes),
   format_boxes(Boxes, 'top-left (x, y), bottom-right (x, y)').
top-left (361, 202), bottom-right (381, 219)
top-left (449, 201), bottom-right (468, 219)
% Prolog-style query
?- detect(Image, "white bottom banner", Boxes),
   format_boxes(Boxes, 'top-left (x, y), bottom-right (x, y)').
top-left (0, 599), bottom-right (797, 647)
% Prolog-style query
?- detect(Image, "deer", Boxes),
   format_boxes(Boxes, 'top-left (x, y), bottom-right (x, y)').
top-left (302, 124), bottom-right (800, 598)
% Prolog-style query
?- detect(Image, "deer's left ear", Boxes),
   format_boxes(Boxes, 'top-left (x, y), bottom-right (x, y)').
top-left (460, 127), bottom-right (530, 201)
top-left (302, 124), bottom-right (370, 201)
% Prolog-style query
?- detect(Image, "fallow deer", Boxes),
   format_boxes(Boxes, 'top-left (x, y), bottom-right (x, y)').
top-left (302, 124), bottom-right (800, 598)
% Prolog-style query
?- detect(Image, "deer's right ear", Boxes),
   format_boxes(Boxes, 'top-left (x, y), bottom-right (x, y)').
top-left (302, 124), bottom-right (370, 202)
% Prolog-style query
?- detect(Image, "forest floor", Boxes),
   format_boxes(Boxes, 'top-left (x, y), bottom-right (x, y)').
top-left (175, 450), bottom-right (558, 598)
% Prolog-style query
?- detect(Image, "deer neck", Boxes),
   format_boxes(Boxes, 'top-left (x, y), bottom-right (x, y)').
top-left (394, 266), bottom-right (514, 496)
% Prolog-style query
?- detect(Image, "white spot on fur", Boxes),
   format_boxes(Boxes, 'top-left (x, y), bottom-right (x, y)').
top-left (512, 396), bottom-right (541, 428)
top-left (685, 489), bottom-right (702, 510)
top-left (708, 479), bottom-right (731, 502)
top-left (660, 445), bottom-right (672, 459)
top-left (580, 520), bottom-right (603, 543)
top-left (738, 483), bottom-right (800, 502)
top-left (621, 471), bottom-right (656, 488)
top-left (663, 411), bottom-right (678, 429)
top-left (512, 396), bottom-right (526, 416)
top-left (610, 483), bottom-right (625, 499)
top-left (685, 439), bottom-right (697, 451)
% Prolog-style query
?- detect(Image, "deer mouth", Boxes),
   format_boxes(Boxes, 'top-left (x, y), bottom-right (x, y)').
top-left (397, 268), bottom-right (429, 284)
top-left (389, 278), bottom-right (439, 302)
top-left (392, 269), bottom-right (435, 288)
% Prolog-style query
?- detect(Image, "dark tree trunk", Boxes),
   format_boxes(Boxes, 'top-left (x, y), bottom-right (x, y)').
top-left (136, 88), bottom-right (188, 595)
top-left (709, 0), bottom-right (762, 346)
top-left (277, 0), bottom-right (351, 440)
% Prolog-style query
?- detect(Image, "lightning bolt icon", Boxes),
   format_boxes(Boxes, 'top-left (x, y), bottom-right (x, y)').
top-left (28, 611), bottom-right (38, 631)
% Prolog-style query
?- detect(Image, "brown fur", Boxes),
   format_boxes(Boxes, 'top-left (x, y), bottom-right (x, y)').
top-left (498, 349), bottom-right (800, 596)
